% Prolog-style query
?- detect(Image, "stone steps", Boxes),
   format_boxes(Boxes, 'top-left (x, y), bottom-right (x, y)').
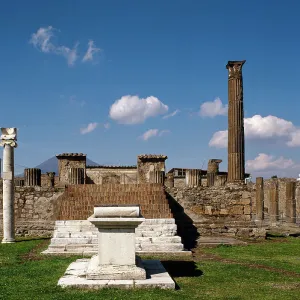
top-left (44, 219), bottom-right (185, 254)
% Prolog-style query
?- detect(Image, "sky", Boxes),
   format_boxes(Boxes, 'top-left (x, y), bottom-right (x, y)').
top-left (1, 0), bottom-right (300, 179)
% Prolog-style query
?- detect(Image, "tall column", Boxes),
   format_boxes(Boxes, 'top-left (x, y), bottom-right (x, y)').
top-left (255, 177), bottom-right (264, 221)
top-left (24, 168), bottom-right (41, 186)
top-left (226, 60), bottom-right (246, 183)
top-left (1, 128), bottom-right (17, 243)
top-left (286, 182), bottom-right (296, 224)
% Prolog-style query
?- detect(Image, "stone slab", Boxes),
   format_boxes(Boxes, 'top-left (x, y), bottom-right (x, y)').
top-left (94, 206), bottom-right (140, 218)
top-left (58, 259), bottom-right (175, 290)
top-left (86, 255), bottom-right (146, 280)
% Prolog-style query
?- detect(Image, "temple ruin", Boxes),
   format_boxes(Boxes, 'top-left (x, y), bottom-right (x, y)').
top-left (1, 60), bottom-right (300, 252)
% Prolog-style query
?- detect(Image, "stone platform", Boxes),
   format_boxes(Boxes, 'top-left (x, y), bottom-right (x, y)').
top-left (44, 219), bottom-right (186, 255)
top-left (58, 259), bottom-right (175, 289)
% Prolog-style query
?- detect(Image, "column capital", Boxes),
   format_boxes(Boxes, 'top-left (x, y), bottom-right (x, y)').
top-left (0, 128), bottom-right (17, 148)
top-left (226, 60), bottom-right (246, 79)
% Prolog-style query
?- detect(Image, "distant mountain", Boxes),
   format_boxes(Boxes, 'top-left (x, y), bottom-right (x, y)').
top-left (17, 156), bottom-right (99, 176)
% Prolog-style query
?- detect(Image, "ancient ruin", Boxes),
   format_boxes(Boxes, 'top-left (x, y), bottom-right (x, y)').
top-left (227, 60), bottom-right (246, 183)
top-left (1, 60), bottom-right (300, 255)
top-left (1, 128), bottom-right (17, 243)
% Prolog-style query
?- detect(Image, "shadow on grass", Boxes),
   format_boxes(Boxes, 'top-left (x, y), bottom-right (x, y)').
top-left (162, 260), bottom-right (203, 290)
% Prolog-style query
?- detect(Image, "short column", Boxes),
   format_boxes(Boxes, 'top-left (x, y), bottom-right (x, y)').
top-left (255, 177), bottom-right (264, 221)
top-left (68, 168), bottom-right (85, 184)
top-left (185, 169), bottom-right (199, 187)
top-left (269, 181), bottom-right (279, 224)
top-left (286, 182), bottom-right (296, 224)
top-left (150, 170), bottom-right (165, 184)
top-left (46, 172), bottom-right (55, 187)
top-left (24, 168), bottom-right (41, 186)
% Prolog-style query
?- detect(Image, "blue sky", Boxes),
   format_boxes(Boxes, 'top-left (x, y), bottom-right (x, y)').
top-left (1, 0), bottom-right (300, 178)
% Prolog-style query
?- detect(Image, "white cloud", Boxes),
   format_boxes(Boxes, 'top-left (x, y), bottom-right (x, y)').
top-left (104, 122), bottom-right (110, 129)
top-left (246, 153), bottom-right (296, 172)
top-left (80, 122), bottom-right (98, 134)
top-left (30, 26), bottom-right (78, 66)
top-left (109, 95), bottom-right (168, 124)
top-left (82, 40), bottom-right (101, 62)
top-left (200, 97), bottom-right (227, 117)
top-left (29, 26), bottom-right (54, 53)
top-left (140, 129), bottom-right (170, 141)
top-left (209, 115), bottom-right (300, 148)
top-left (162, 109), bottom-right (180, 119)
top-left (209, 130), bottom-right (228, 148)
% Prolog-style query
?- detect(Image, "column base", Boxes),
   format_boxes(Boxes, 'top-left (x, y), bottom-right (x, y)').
top-left (86, 255), bottom-right (146, 280)
top-left (2, 238), bottom-right (16, 244)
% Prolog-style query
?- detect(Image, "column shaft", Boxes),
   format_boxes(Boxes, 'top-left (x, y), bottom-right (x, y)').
top-left (227, 61), bottom-right (246, 183)
top-left (2, 145), bottom-right (15, 243)
top-left (285, 182), bottom-right (296, 223)
top-left (269, 182), bottom-right (279, 223)
top-left (255, 177), bottom-right (264, 221)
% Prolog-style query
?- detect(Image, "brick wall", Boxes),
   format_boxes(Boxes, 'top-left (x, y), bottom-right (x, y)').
top-left (58, 184), bottom-right (173, 220)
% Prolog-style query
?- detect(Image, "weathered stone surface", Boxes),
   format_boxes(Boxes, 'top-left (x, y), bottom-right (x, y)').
top-left (58, 259), bottom-right (175, 290)
top-left (226, 60), bottom-right (246, 183)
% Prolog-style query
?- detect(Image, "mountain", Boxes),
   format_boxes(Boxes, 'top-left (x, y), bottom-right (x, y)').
top-left (17, 156), bottom-right (99, 176)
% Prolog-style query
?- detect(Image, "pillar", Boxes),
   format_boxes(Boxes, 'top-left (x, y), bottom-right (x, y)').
top-left (150, 170), bottom-right (165, 184)
top-left (1, 127), bottom-right (17, 243)
top-left (269, 181), bottom-right (279, 223)
top-left (15, 178), bottom-right (24, 187)
top-left (207, 159), bottom-right (222, 187)
top-left (226, 60), bottom-right (246, 183)
top-left (255, 177), bottom-right (264, 221)
top-left (24, 168), bottom-right (41, 186)
top-left (285, 182), bottom-right (296, 224)
top-left (46, 172), bottom-right (55, 187)
top-left (165, 172), bottom-right (174, 188)
top-left (68, 167), bottom-right (85, 184)
top-left (185, 169), bottom-right (199, 187)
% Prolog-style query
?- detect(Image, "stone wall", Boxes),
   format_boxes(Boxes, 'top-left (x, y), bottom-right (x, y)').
top-left (0, 186), bottom-right (64, 237)
top-left (86, 167), bottom-right (137, 184)
top-left (165, 184), bottom-right (264, 243)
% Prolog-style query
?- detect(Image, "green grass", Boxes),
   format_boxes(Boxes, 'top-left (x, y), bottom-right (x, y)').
top-left (201, 237), bottom-right (300, 274)
top-left (0, 238), bottom-right (300, 300)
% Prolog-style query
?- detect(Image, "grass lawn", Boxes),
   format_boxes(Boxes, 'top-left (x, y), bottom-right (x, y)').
top-left (0, 237), bottom-right (299, 300)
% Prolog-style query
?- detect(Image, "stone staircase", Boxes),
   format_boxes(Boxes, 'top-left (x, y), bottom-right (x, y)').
top-left (44, 184), bottom-right (186, 254)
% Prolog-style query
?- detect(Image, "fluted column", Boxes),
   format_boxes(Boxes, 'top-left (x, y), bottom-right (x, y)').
top-left (185, 169), bottom-right (199, 187)
top-left (286, 182), bottom-right (296, 224)
top-left (1, 127), bottom-right (17, 243)
top-left (24, 168), bottom-right (41, 186)
top-left (15, 178), bottom-right (24, 187)
top-left (150, 170), bottom-right (165, 184)
top-left (226, 60), bottom-right (246, 183)
top-left (68, 168), bottom-right (85, 184)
